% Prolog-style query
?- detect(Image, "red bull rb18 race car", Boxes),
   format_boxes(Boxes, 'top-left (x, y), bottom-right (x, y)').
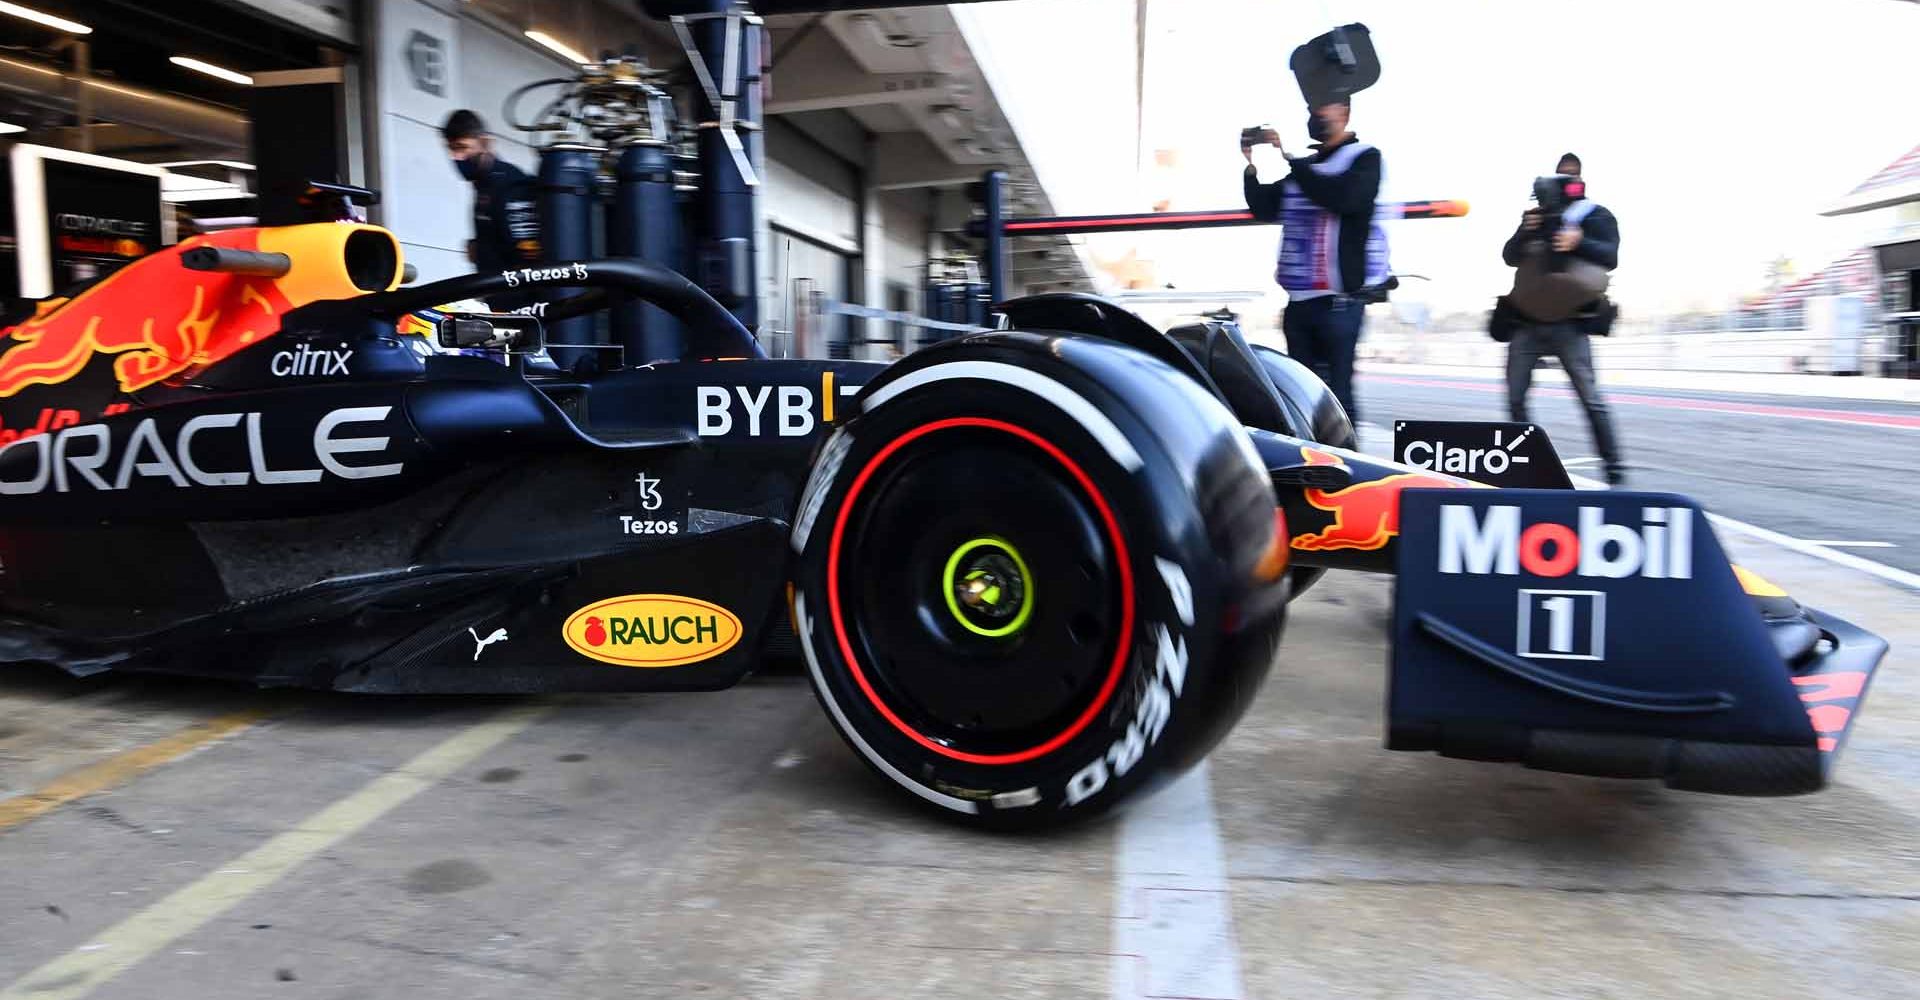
top-left (0, 220), bottom-right (1889, 829)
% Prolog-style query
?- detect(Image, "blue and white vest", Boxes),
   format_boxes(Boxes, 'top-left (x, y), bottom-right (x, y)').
top-left (1274, 141), bottom-right (1394, 299)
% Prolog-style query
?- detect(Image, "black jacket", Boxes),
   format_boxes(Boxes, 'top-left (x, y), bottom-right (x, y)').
top-left (1502, 199), bottom-right (1619, 270)
top-left (1244, 135), bottom-right (1383, 294)
top-left (470, 158), bottom-right (543, 275)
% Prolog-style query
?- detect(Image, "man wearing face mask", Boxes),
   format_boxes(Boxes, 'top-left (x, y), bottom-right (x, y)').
top-left (442, 109), bottom-right (542, 307)
top-left (1499, 152), bottom-right (1627, 485)
top-left (1243, 98), bottom-right (1389, 427)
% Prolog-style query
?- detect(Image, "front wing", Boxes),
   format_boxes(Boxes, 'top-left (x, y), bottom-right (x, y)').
top-left (1384, 488), bottom-right (1886, 795)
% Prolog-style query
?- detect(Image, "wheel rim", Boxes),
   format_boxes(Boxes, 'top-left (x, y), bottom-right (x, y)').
top-left (941, 536), bottom-right (1034, 639)
top-left (825, 417), bottom-right (1137, 765)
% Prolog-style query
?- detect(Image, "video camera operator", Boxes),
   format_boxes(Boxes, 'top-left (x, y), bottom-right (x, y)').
top-left (1242, 99), bottom-right (1390, 427)
top-left (1496, 152), bottom-right (1628, 485)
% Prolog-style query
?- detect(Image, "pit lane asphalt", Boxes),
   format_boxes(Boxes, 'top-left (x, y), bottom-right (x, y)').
top-left (1354, 369), bottom-right (1920, 575)
top-left (2, 386), bottom-right (1917, 999)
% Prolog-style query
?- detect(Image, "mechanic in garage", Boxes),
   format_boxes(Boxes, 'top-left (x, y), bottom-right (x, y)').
top-left (442, 109), bottom-right (543, 308)
top-left (1499, 152), bottom-right (1628, 486)
top-left (1242, 98), bottom-right (1390, 427)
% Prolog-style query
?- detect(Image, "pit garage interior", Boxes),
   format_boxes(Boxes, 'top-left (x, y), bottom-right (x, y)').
top-left (0, 0), bottom-right (1097, 358)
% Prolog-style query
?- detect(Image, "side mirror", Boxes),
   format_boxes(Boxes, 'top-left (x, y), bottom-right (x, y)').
top-left (437, 312), bottom-right (546, 352)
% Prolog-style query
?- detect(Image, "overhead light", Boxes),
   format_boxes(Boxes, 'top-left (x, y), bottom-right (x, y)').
top-left (526, 30), bottom-right (590, 66)
top-left (0, 121), bottom-right (25, 135)
top-left (0, 2), bottom-right (91, 34)
top-left (171, 56), bottom-right (254, 86)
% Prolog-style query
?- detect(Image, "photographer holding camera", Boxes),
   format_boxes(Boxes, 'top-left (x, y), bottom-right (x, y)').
top-left (1497, 152), bottom-right (1627, 485)
top-left (1242, 99), bottom-right (1390, 427)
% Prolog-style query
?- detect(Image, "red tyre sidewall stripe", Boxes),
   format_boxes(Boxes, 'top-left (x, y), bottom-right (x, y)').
top-left (825, 416), bottom-right (1137, 766)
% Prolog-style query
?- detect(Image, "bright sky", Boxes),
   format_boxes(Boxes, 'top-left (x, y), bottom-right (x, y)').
top-left (955, 0), bottom-right (1920, 316)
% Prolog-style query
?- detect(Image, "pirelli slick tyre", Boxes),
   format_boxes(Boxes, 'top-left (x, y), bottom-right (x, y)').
top-left (789, 333), bottom-right (1289, 830)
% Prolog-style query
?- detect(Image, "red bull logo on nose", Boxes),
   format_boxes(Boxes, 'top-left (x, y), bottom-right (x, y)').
top-left (1290, 447), bottom-right (1470, 552)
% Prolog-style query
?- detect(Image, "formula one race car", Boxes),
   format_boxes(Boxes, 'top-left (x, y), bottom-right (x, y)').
top-left (0, 221), bottom-right (1889, 829)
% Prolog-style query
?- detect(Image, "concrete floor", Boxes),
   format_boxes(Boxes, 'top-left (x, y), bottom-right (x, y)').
top-left (1, 382), bottom-right (1917, 1000)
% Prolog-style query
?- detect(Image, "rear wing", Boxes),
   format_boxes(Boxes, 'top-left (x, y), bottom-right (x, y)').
top-left (1386, 488), bottom-right (1886, 795)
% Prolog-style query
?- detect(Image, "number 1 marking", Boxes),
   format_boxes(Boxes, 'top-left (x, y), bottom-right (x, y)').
top-left (1515, 589), bottom-right (1605, 661)
top-left (1541, 595), bottom-right (1574, 653)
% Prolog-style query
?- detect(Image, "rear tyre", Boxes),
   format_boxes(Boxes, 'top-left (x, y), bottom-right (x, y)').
top-left (790, 337), bottom-right (1287, 830)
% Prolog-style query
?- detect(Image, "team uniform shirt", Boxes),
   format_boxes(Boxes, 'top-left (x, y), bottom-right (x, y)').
top-left (471, 158), bottom-right (542, 276)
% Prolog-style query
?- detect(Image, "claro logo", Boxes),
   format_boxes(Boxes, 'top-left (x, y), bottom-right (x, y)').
top-left (1438, 504), bottom-right (1694, 579)
top-left (0, 406), bottom-right (404, 495)
top-left (562, 594), bottom-right (744, 668)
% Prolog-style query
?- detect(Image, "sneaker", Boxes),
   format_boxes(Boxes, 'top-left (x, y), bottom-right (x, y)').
top-left (1605, 465), bottom-right (1629, 487)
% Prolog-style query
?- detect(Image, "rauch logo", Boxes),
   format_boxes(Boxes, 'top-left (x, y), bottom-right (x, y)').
top-left (562, 594), bottom-right (743, 668)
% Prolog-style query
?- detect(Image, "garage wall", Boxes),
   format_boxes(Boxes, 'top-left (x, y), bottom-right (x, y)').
top-left (878, 187), bottom-right (930, 314)
top-left (761, 117), bottom-right (864, 354)
top-left (763, 121), bottom-right (860, 252)
top-left (767, 228), bottom-right (850, 356)
top-left (456, 18), bottom-right (571, 175)
top-left (368, 0), bottom-right (572, 286)
top-left (370, 0), bottom-right (467, 284)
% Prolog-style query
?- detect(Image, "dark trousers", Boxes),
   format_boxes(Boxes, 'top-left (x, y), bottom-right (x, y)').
top-left (1506, 322), bottom-right (1624, 473)
top-left (1282, 295), bottom-right (1365, 425)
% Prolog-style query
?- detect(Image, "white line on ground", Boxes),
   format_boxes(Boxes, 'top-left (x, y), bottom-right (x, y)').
top-left (1566, 472), bottom-right (1920, 592)
top-left (1706, 516), bottom-right (1920, 592)
top-left (1563, 457), bottom-right (1603, 466)
top-left (1112, 762), bottom-right (1244, 1000)
top-left (0, 704), bottom-right (550, 1000)
top-left (1801, 540), bottom-right (1898, 549)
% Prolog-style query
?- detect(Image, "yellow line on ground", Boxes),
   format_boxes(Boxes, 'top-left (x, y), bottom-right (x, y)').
top-left (0, 708), bottom-right (273, 834)
top-left (0, 703), bottom-right (550, 1000)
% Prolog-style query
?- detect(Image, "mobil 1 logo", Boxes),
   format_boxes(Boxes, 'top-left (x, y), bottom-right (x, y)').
top-left (1516, 589), bottom-right (1605, 660)
top-left (1393, 420), bottom-right (1570, 489)
top-left (1398, 487), bottom-right (1710, 669)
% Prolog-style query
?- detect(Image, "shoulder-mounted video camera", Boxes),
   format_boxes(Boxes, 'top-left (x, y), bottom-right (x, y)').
top-left (1505, 173), bottom-right (1610, 325)
top-left (1527, 174), bottom-right (1588, 272)
top-left (1290, 23), bottom-right (1381, 106)
top-left (1532, 174), bottom-right (1586, 215)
